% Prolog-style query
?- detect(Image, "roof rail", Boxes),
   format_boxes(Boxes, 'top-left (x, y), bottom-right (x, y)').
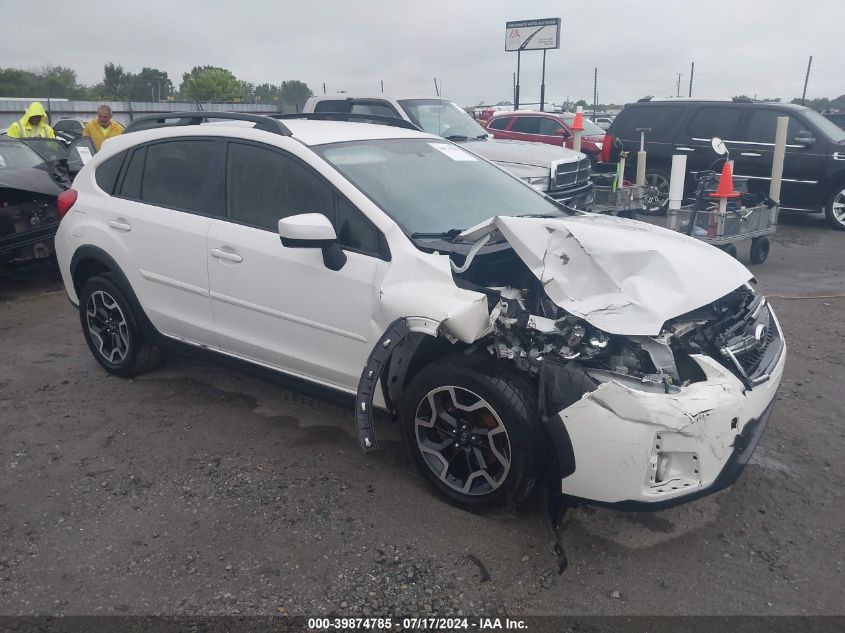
top-left (272, 112), bottom-right (422, 132)
top-left (637, 97), bottom-right (652, 102)
top-left (123, 111), bottom-right (292, 136)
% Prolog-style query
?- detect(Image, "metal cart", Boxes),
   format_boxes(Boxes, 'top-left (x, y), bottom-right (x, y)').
top-left (591, 183), bottom-right (645, 218)
top-left (668, 170), bottom-right (777, 265)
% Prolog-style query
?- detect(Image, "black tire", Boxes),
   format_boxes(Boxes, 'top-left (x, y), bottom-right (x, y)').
top-left (78, 275), bottom-right (160, 377)
top-left (749, 237), bottom-right (770, 265)
top-left (719, 243), bottom-right (738, 258)
top-left (641, 167), bottom-right (671, 215)
top-left (399, 354), bottom-right (543, 511)
top-left (824, 184), bottom-right (845, 231)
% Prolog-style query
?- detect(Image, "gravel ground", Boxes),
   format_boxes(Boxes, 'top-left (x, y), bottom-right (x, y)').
top-left (0, 213), bottom-right (843, 616)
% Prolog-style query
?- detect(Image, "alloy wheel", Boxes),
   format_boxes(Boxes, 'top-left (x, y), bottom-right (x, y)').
top-left (832, 189), bottom-right (845, 225)
top-left (414, 386), bottom-right (512, 496)
top-left (85, 290), bottom-right (130, 364)
top-left (643, 173), bottom-right (670, 213)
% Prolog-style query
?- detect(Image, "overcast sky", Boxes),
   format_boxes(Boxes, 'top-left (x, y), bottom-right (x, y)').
top-left (1, 0), bottom-right (842, 106)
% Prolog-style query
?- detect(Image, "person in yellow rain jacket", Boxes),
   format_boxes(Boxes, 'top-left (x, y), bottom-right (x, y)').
top-left (82, 105), bottom-right (124, 150)
top-left (5, 102), bottom-right (55, 138)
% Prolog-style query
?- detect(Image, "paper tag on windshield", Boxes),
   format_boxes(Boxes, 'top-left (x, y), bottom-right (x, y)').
top-left (76, 146), bottom-right (92, 164)
top-left (428, 142), bottom-right (477, 161)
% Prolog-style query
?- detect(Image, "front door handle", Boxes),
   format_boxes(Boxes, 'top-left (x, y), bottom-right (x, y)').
top-left (108, 219), bottom-right (131, 232)
top-left (210, 248), bottom-right (243, 263)
top-left (740, 152), bottom-right (762, 157)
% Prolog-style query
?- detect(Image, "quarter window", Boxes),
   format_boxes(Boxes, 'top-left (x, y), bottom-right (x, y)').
top-left (140, 140), bottom-right (218, 213)
top-left (95, 151), bottom-right (125, 194)
top-left (226, 142), bottom-right (333, 231)
top-left (119, 146), bottom-right (146, 199)
top-left (687, 107), bottom-right (744, 140)
top-left (336, 196), bottom-right (380, 254)
top-left (487, 117), bottom-right (511, 130)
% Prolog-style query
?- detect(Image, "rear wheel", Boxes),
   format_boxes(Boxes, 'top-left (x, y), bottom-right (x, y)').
top-left (400, 355), bottom-right (543, 511)
top-left (825, 184), bottom-right (845, 231)
top-left (749, 237), bottom-right (770, 265)
top-left (78, 275), bottom-right (160, 377)
top-left (641, 168), bottom-right (671, 215)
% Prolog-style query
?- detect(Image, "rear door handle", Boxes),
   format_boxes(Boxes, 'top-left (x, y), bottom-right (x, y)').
top-left (210, 248), bottom-right (243, 263)
top-left (675, 147), bottom-right (696, 152)
top-left (740, 152), bottom-right (762, 157)
top-left (108, 219), bottom-right (131, 231)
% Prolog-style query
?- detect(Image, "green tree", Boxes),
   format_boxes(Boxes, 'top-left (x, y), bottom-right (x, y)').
top-left (103, 62), bottom-right (129, 98)
top-left (280, 80), bottom-right (313, 112)
top-left (254, 82), bottom-right (280, 104)
top-left (179, 66), bottom-right (246, 102)
top-left (126, 67), bottom-right (173, 101)
top-left (42, 66), bottom-right (85, 99)
top-left (0, 68), bottom-right (41, 97)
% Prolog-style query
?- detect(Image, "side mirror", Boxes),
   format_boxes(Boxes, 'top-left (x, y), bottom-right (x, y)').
top-left (711, 137), bottom-right (728, 156)
top-left (794, 130), bottom-right (815, 147)
top-left (278, 213), bottom-right (347, 271)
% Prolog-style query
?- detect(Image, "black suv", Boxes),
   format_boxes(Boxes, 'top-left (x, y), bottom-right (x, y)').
top-left (607, 98), bottom-right (845, 229)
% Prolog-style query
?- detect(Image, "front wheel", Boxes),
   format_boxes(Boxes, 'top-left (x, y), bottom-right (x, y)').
top-left (825, 184), bottom-right (845, 231)
top-left (399, 355), bottom-right (543, 511)
top-left (641, 168), bottom-right (671, 215)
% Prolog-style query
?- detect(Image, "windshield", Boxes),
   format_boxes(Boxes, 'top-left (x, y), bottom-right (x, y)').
top-left (20, 138), bottom-right (69, 163)
top-left (314, 138), bottom-right (569, 236)
top-left (398, 99), bottom-right (488, 139)
top-left (559, 114), bottom-right (606, 136)
top-left (802, 109), bottom-right (845, 143)
top-left (0, 141), bottom-right (45, 170)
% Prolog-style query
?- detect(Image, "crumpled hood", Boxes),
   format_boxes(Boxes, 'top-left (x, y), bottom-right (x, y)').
top-left (460, 214), bottom-right (753, 336)
top-left (468, 137), bottom-right (585, 169)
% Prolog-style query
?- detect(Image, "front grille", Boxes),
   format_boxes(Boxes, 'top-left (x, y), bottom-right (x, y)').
top-left (553, 158), bottom-right (591, 190)
top-left (719, 299), bottom-right (783, 387)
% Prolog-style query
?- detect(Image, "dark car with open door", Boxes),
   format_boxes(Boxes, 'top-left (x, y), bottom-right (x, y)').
top-left (0, 136), bottom-right (94, 271)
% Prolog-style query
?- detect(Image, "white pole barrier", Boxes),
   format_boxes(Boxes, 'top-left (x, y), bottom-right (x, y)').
top-left (667, 154), bottom-right (687, 230)
top-left (769, 116), bottom-right (788, 226)
top-left (636, 130), bottom-right (647, 187)
top-left (573, 130), bottom-right (582, 153)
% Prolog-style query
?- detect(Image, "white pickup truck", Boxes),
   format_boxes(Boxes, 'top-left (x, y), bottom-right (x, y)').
top-left (304, 95), bottom-right (594, 210)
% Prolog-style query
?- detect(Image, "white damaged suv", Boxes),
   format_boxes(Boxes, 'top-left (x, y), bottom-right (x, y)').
top-left (54, 112), bottom-right (785, 511)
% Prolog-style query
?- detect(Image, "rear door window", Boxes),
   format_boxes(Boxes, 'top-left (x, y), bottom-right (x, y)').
top-left (686, 106), bottom-right (744, 140)
top-left (511, 117), bottom-right (542, 134)
top-left (612, 105), bottom-right (684, 141)
top-left (539, 117), bottom-right (564, 135)
top-left (140, 140), bottom-right (220, 214)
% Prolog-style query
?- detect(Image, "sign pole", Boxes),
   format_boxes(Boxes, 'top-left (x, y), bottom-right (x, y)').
top-left (540, 50), bottom-right (546, 112)
top-left (515, 50), bottom-right (521, 110)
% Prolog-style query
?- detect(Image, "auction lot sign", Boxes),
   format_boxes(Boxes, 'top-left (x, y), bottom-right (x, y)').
top-left (505, 18), bottom-right (561, 51)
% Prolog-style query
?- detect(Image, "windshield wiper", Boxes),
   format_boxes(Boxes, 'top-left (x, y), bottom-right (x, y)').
top-left (443, 135), bottom-right (470, 141)
top-left (475, 133), bottom-right (488, 140)
top-left (410, 228), bottom-right (465, 241)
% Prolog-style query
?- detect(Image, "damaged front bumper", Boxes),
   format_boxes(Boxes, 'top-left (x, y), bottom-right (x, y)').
top-left (555, 350), bottom-right (785, 509)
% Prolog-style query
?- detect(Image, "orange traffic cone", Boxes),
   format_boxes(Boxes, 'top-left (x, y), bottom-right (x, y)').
top-left (708, 161), bottom-right (740, 199)
top-left (571, 107), bottom-right (584, 131)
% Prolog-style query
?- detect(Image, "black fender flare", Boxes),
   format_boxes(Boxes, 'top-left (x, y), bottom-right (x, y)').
top-left (354, 318), bottom-right (410, 452)
top-left (69, 244), bottom-right (161, 342)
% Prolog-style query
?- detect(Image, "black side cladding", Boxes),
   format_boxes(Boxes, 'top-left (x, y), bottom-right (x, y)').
top-left (355, 319), bottom-right (410, 453)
